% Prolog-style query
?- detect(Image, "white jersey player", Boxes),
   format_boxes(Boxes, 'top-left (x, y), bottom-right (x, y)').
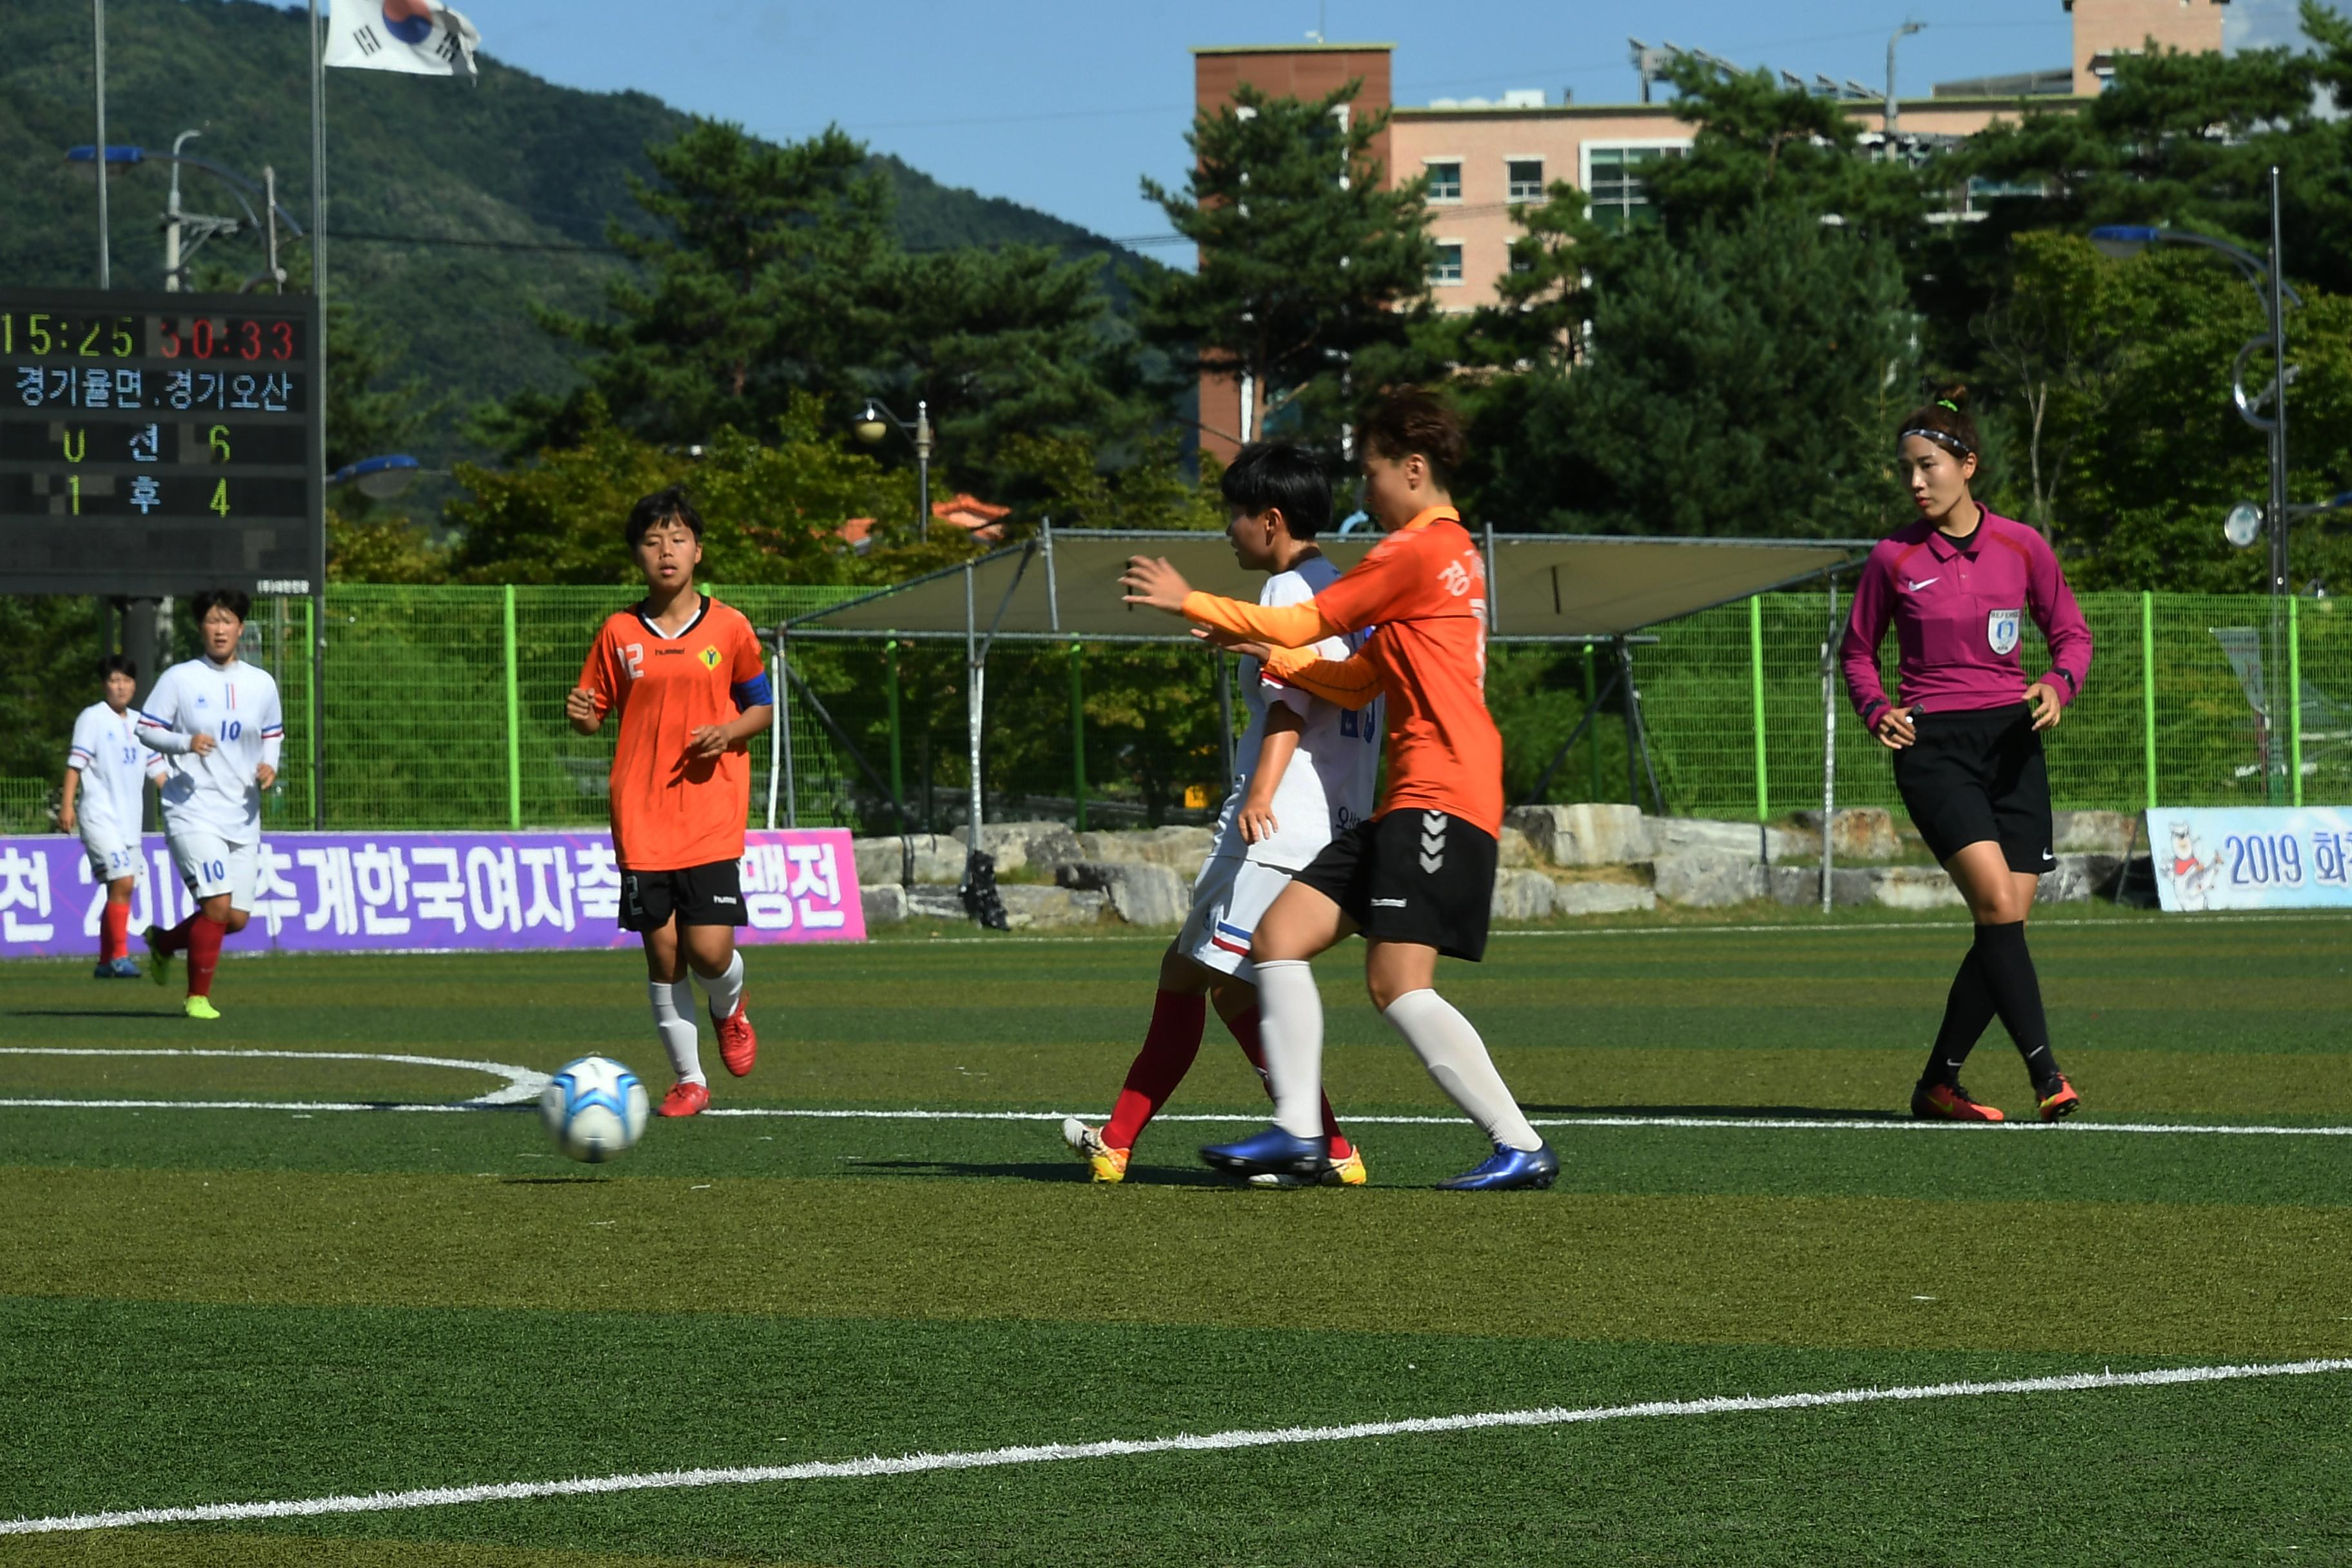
top-left (61, 656), bottom-right (167, 979)
top-left (1063, 442), bottom-right (1378, 1187)
top-left (135, 589), bottom-right (284, 1020)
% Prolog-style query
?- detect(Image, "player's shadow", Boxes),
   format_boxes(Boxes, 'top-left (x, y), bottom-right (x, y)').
top-left (8, 1008), bottom-right (181, 1019)
top-left (1523, 1104), bottom-right (1908, 1122)
top-left (847, 1157), bottom-right (1232, 1187)
top-left (499, 1175), bottom-right (612, 1185)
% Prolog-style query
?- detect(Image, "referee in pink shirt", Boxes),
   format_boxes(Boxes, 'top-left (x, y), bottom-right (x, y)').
top-left (1842, 386), bottom-right (2090, 1123)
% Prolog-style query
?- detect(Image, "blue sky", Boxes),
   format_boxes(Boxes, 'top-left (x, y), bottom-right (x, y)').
top-left (465, 0), bottom-right (2314, 244)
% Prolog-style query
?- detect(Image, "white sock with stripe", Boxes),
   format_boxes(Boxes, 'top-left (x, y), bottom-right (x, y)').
top-left (1382, 989), bottom-right (1542, 1152)
top-left (698, 950), bottom-right (746, 1023)
top-left (1253, 959), bottom-right (1327, 1142)
top-left (648, 981), bottom-right (704, 1085)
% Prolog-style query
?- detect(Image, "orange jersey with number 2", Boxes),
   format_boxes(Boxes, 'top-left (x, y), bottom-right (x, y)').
top-left (578, 596), bottom-right (767, 870)
top-left (1181, 507), bottom-right (1502, 835)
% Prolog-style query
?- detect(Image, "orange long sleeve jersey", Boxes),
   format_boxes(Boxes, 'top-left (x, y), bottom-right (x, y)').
top-left (1181, 507), bottom-right (1503, 835)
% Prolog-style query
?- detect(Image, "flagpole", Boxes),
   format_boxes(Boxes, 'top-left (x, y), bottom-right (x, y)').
top-left (308, 0), bottom-right (328, 828)
top-left (93, 0), bottom-right (110, 287)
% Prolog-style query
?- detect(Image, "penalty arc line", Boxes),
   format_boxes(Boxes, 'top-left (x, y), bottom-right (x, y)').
top-left (4, 1358), bottom-right (2347, 1536)
top-left (0, 1047), bottom-right (548, 1106)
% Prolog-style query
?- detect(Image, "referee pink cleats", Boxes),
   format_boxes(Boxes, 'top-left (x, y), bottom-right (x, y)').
top-left (1911, 1079), bottom-right (2005, 1122)
top-left (714, 1001), bottom-right (757, 1078)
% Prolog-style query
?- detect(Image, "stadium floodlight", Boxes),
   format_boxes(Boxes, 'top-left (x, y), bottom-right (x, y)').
top-left (328, 453), bottom-right (422, 500)
top-left (852, 397), bottom-right (935, 542)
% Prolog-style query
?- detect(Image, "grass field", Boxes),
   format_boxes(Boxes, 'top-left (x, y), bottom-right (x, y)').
top-left (3, 910), bottom-right (2351, 1565)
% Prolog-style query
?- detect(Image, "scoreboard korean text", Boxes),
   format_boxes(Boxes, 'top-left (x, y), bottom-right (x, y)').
top-left (0, 286), bottom-right (323, 596)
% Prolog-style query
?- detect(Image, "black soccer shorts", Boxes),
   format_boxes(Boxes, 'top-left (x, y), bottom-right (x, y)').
top-left (617, 859), bottom-right (749, 932)
top-left (1892, 702), bottom-right (2055, 874)
top-left (1290, 808), bottom-right (1498, 962)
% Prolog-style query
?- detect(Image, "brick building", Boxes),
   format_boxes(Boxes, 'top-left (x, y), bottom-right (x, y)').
top-left (1192, 1), bottom-right (2228, 458)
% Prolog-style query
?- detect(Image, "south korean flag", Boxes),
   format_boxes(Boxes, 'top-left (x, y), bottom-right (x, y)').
top-left (325, 0), bottom-right (481, 77)
top-left (1986, 607), bottom-right (2021, 656)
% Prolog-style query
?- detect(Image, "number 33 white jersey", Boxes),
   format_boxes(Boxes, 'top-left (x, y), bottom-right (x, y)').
top-left (138, 656), bottom-right (284, 841)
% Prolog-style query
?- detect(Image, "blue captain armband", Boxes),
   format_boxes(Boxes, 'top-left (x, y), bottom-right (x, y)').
top-left (732, 673), bottom-right (774, 709)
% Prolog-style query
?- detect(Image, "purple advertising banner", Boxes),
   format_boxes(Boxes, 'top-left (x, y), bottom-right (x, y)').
top-left (0, 829), bottom-right (866, 959)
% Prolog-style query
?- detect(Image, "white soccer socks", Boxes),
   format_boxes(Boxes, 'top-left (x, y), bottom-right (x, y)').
top-left (1253, 959), bottom-right (1328, 1142)
top-left (647, 981), bottom-right (705, 1085)
top-left (1382, 989), bottom-right (1543, 1152)
top-left (698, 949), bottom-right (746, 1021)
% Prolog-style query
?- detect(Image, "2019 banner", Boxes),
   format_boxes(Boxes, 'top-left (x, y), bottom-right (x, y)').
top-left (2147, 807), bottom-right (2352, 912)
top-left (0, 829), bottom-right (865, 959)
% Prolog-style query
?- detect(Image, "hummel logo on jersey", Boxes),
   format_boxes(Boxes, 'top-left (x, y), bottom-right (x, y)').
top-left (1905, 577), bottom-right (1940, 593)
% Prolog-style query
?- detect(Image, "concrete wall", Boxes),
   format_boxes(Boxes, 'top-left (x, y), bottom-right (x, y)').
top-left (2068, 0), bottom-right (2231, 93)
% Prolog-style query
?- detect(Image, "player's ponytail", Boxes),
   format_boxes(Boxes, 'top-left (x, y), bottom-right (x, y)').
top-left (1897, 381), bottom-right (1979, 461)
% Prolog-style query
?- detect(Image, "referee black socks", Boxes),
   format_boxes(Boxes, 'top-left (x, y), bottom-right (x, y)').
top-left (1970, 921), bottom-right (2064, 1093)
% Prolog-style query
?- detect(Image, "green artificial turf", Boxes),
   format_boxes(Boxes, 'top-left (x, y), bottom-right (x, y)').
top-left (1, 914), bottom-right (2348, 1565)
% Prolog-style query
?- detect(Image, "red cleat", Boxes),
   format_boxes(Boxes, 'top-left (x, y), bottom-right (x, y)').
top-left (656, 1079), bottom-right (710, 1117)
top-left (714, 1000), bottom-right (757, 1078)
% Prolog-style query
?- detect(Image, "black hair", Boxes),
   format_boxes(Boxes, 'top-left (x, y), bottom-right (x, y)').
top-left (1360, 387), bottom-right (1467, 489)
top-left (98, 654), bottom-right (137, 680)
top-left (1219, 442), bottom-right (1333, 539)
top-left (1898, 382), bottom-right (1981, 462)
top-left (624, 485), bottom-right (703, 547)
top-left (189, 587), bottom-right (252, 624)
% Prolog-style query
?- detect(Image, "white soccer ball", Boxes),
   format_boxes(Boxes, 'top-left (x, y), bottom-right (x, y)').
top-left (540, 1055), bottom-right (651, 1164)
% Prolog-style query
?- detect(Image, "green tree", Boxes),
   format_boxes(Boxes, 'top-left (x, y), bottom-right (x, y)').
top-left (1137, 83), bottom-right (1437, 447)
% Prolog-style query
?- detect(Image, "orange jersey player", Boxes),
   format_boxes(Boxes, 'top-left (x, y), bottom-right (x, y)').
top-left (1120, 387), bottom-right (1556, 1191)
top-left (567, 485), bottom-right (775, 1118)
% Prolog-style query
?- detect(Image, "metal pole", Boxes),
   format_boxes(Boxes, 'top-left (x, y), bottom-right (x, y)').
top-left (308, 0), bottom-right (328, 829)
top-left (1482, 522), bottom-right (1500, 632)
top-left (2141, 589), bottom-right (2158, 812)
top-left (164, 129), bottom-right (196, 291)
top-left (92, 0), bottom-right (110, 288)
top-left (2289, 593), bottom-right (2304, 809)
top-left (778, 629), bottom-right (798, 828)
top-left (964, 563), bottom-right (982, 847)
top-left (765, 627), bottom-right (783, 830)
top-left (1619, 639), bottom-right (1638, 807)
top-left (1885, 22), bottom-right (1921, 137)
top-left (1583, 643), bottom-right (1601, 801)
top-left (263, 165), bottom-right (282, 292)
top-left (1070, 640), bottom-right (1088, 833)
top-left (915, 400), bottom-right (932, 543)
top-left (1820, 576), bottom-right (1839, 914)
top-left (885, 638), bottom-right (905, 810)
top-left (2267, 166), bottom-right (2291, 602)
top-left (1749, 593), bottom-right (1769, 826)
top-left (502, 583), bottom-right (520, 830)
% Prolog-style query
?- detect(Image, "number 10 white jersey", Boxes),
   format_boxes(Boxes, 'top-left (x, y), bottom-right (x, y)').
top-left (138, 655), bottom-right (284, 842)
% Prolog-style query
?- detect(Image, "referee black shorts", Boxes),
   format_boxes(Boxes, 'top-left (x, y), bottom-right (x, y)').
top-left (1290, 808), bottom-right (1498, 962)
top-left (618, 859), bottom-right (749, 932)
top-left (1892, 702), bottom-right (2055, 874)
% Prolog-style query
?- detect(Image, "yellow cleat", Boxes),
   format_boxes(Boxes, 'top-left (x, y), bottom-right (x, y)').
top-left (184, 996), bottom-right (221, 1021)
top-left (1061, 1117), bottom-right (1130, 1184)
top-left (1251, 1144), bottom-right (1369, 1188)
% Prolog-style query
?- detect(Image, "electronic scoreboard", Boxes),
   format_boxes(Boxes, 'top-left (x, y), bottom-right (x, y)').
top-left (0, 286), bottom-right (322, 597)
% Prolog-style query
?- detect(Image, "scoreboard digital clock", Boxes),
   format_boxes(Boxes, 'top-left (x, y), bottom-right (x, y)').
top-left (0, 286), bottom-right (322, 598)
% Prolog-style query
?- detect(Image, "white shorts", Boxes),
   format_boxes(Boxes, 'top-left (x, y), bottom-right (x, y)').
top-left (1176, 856), bottom-right (1298, 981)
top-left (166, 826), bottom-right (258, 908)
top-left (80, 827), bottom-right (146, 885)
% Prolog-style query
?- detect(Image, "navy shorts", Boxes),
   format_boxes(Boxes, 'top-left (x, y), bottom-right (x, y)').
top-left (1892, 703), bottom-right (2054, 874)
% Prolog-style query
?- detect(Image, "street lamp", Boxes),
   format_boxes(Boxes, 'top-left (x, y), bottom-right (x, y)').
top-left (2091, 165), bottom-right (2295, 599)
top-left (852, 397), bottom-right (934, 542)
top-left (1885, 21), bottom-right (1924, 136)
top-left (66, 141), bottom-right (305, 292)
top-left (327, 454), bottom-right (426, 500)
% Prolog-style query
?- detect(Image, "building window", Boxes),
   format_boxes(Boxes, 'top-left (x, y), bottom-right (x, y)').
top-left (1431, 242), bottom-right (1464, 286)
top-left (1506, 158), bottom-right (1545, 204)
top-left (1582, 143), bottom-right (1687, 232)
top-left (1425, 160), bottom-right (1462, 202)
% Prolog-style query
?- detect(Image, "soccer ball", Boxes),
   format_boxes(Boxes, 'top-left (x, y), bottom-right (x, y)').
top-left (540, 1055), bottom-right (650, 1164)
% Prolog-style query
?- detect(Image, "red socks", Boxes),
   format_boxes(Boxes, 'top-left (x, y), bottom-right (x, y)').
top-left (99, 901), bottom-right (131, 962)
top-left (1103, 991), bottom-right (1208, 1152)
top-left (1226, 1006), bottom-right (1353, 1161)
top-left (185, 916), bottom-right (226, 998)
top-left (154, 916), bottom-right (193, 957)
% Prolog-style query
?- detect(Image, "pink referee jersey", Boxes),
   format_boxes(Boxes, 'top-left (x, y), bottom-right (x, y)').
top-left (1841, 509), bottom-right (2093, 728)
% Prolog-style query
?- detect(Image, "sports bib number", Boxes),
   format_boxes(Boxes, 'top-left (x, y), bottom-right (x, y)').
top-left (1986, 608), bottom-right (2021, 656)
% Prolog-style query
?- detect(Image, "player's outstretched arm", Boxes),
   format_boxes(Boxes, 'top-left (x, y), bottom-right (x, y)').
top-left (1262, 647), bottom-right (1380, 711)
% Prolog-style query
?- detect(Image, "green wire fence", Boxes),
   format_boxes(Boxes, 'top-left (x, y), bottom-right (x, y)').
top-left (3, 586), bottom-right (2345, 834)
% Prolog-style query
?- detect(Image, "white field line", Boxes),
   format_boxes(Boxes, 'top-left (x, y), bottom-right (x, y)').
top-left (1, 1093), bottom-right (2349, 1137)
top-left (5, 1357), bottom-right (2346, 1536)
top-left (0, 1047), bottom-right (547, 1106)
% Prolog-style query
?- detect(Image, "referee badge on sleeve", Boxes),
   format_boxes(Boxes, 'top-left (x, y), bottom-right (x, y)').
top-left (1986, 608), bottom-right (2021, 656)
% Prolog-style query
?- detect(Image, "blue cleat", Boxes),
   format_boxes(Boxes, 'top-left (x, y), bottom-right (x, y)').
top-left (1201, 1125), bottom-right (1328, 1181)
top-left (93, 961), bottom-right (115, 979)
top-left (108, 957), bottom-right (143, 979)
top-left (1436, 1142), bottom-right (1560, 1191)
